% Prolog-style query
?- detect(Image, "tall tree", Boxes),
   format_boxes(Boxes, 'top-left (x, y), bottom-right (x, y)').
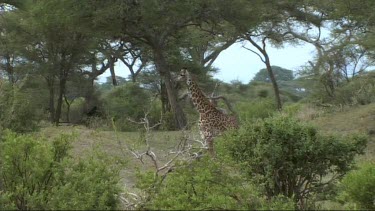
top-left (2, 0), bottom-right (98, 124)
top-left (221, 0), bottom-right (329, 110)
top-left (101, 0), bottom-right (231, 129)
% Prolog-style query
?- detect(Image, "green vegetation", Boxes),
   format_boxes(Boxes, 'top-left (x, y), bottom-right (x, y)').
top-left (101, 83), bottom-right (162, 131)
top-left (0, 0), bottom-right (374, 210)
top-left (0, 131), bottom-right (123, 210)
top-left (137, 156), bottom-right (295, 210)
top-left (252, 66), bottom-right (294, 82)
top-left (338, 162), bottom-right (375, 209)
top-left (217, 115), bottom-right (368, 209)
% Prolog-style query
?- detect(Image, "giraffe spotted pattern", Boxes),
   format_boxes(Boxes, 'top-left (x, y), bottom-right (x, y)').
top-left (178, 68), bottom-right (238, 155)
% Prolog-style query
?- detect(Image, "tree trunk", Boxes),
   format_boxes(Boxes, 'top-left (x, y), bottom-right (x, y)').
top-left (264, 57), bottom-right (283, 110)
top-left (54, 75), bottom-right (67, 126)
top-left (160, 81), bottom-right (171, 114)
top-left (153, 49), bottom-right (187, 129)
top-left (84, 79), bottom-right (96, 114)
top-left (4, 54), bottom-right (15, 84)
top-left (247, 36), bottom-right (282, 110)
top-left (63, 94), bottom-right (71, 123)
top-left (46, 78), bottom-right (55, 122)
top-left (109, 56), bottom-right (118, 86)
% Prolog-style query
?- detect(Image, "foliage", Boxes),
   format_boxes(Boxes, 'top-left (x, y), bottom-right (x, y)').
top-left (137, 156), bottom-right (295, 210)
top-left (160, 111), bottom-right (177, 131)
top-left (218, 115), bottom-right (368, 209)
top-left (0, 81), bottom-right (45, 133)
top-left (253, 66), bottom-right (295, 82)
top-left (102, 83), bottom-right (159, 131)
top-left (337, 162), bottom-right (375, 210)
top-left (0, 131), bottom-right (123, 210)
top-left (64, 97), bottom-right (86, 123)
top-left (236, 99), bottom-right (277, 122)
top-left (333, 71), bottom-right (375, 105)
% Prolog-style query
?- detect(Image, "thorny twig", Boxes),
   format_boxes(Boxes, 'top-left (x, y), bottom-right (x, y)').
top-left (114, 97), bottom-right (207, 209)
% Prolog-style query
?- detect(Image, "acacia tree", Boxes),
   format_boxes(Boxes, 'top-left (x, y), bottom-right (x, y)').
top-left (118, 41), bottom-right (150, 83)
top-left (279, 1), bottom-right (375, 100)
top-left (242, 34), bottom-right (283, 110)
top-left (221, 0), bottom-right (330, 110)
top-left (89, 1), bottom-right (232, 129)
top-left (2, 0), bottom-right (98, 125)
top-left (253, 66), bottom-right (294, 82)
top-left (219, 1), bottom-right (285, 110)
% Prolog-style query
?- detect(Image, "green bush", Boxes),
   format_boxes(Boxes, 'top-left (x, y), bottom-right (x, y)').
top-left (0, 82), bottom-right (44, 133)
top-left (160, 111), bottom-right (176, 131)
top-left (313, 71), bottom-right (375, 105)
top-left (217, 115), bottom-right (367, 209)
top-left (102, 83), bottom-right (161, 131)
top-left (334, 73), bottom-right (375, 105)
top-left (0, 131), bottom-right (123, 210)
top-left (236, 99), bottom-right (277, 122)
top-left (137, 156), bottom-right (295, 210)
top-left (257, 89), bottom-right (269, 98)
top-left (337, 162), bottom-right (375, 209)
top-left (282, 102), bottom-right (303, 117)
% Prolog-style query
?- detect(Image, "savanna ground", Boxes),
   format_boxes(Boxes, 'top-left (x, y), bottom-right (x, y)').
top-left (37, 103), bottom-right (375, 209)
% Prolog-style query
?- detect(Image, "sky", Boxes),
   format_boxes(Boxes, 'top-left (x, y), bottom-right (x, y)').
top-left (212, 42), bottom-right (316, 83)
top-left (100, 41), bottom-right (317, 84)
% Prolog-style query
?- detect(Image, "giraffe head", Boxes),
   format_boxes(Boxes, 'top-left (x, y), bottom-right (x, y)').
top-left (177, 68), bottom-right (193, 85)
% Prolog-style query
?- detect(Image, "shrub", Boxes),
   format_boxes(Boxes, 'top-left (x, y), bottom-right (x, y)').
top-left (334, 73), bottom-right (375, 105)
top-left (0, 82), bottom-right (44, 133)
top-left (0, 131), bottom-right (123, 210)
top-left (313, 71), bottom-right (375, 105)
top-left (337, 162), bottom-right (375, 209)
top-left (160, 111), bottom-right (176, 131)
top-left (257, 89), bottom-right (269, 98)
top-left (236, 99), bottom-right (277, 122)
top-left (102, 83), bottom-right (161, 131)
top-left (217, 115), bottom-right (368, 209)
top-left (137, 156), bottom-right (295, 210)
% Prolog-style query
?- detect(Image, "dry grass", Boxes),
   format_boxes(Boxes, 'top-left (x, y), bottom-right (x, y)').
top-left (38, 125), bottom-right (197, 193)
top-left (32, 103), bottom-right (374, 209)
top-left (308, 103), bottom-right (375, 162)
top-left (310, 104), bottom-right (375, 134)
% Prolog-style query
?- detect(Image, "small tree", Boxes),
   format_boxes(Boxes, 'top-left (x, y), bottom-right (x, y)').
top-left (218, 115), bottom-right (367, 209)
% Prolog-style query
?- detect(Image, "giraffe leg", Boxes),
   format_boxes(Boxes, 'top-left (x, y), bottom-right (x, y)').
top-left (206, 135), bottom-right (215, 157)
top-left (202, 130), bottom-right (215, 157)
top-left (199, 120), bottom-right (216, 157)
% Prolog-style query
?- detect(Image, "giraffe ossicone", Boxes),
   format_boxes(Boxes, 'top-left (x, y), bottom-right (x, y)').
top-left (178, 68), bottom-right (238, 155)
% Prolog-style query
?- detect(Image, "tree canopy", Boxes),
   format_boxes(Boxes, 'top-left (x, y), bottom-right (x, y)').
top-left (253, 66), bottom-right (294, 83)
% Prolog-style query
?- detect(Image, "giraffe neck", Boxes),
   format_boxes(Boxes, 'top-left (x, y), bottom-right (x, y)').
top-left (186, 78), bottom-right (215, 114)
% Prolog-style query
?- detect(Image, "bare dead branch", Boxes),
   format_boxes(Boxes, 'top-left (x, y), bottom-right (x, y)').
top-left (242, 45), bottom-right (265, 63)
top-left (208, 95), bottom-right (236, 115)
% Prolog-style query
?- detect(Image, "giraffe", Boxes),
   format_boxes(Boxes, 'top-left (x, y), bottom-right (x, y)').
top-left (177, 68), bottom-right (238, 155)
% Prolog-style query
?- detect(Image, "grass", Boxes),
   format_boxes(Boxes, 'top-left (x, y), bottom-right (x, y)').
top-left (308, 103), bottom-right (375, 162)
top-left (32, 102), bottom-right (375, 209)
top-left (38, 125), bottom-right (200, 194)
top-left (310, 104), bottom-right (375, 135)
top-left (291, 103), bottom-right (375, 209)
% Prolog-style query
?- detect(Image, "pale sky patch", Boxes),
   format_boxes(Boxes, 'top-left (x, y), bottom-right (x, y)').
top-left (212, 42), bottom-right (316, 84)
top-left (99, 42), bottom-right (316, 84)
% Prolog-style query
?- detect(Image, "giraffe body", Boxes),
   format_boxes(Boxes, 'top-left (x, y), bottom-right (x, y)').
top-left (178, 68), bottom-right (238, 155)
